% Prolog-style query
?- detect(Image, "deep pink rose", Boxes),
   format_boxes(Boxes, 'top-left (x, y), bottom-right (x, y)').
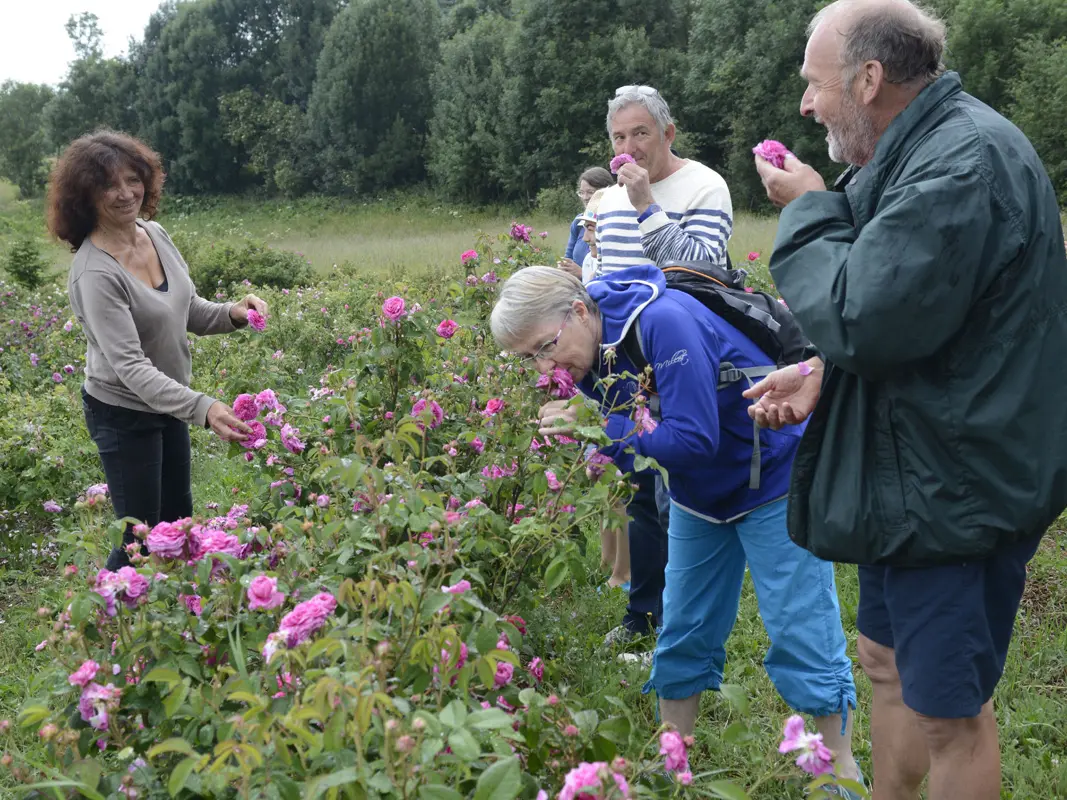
top-left (246, 308), bottom-right (267, 332)
top-left (382, 296), bottom-right (406, 321)
top-left (752, 139), bottom-right (795, 169)
top-left (610, 153), bottom-right (637, 174)
top-left (436, 319), bottom-right (458, 339)
top-left (277, 592), bottom-right (337, 648)
top-left (147, 521), bottom-right (187, 559)
top-left (240, 420), bottom-right (268, 450)
top-left (248, 575), bottom-right (286, 611)
top-left (69, 660), bottom-right (100, 688)
top-left (233, 393), bottom-right (258, 421)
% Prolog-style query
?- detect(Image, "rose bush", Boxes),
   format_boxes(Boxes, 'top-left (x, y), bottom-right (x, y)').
top-left (1, 226), bottom-right (862, 798)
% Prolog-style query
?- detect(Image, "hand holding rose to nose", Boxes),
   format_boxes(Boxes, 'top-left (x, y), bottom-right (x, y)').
top-left (754, 152), bottom-right (827, 208)
top-left (615, 162), bottom-right (655, 215)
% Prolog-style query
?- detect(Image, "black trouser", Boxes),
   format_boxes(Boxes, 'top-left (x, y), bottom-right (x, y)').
top-left (82, 389), bottom-right (193, 570)
top-left (622, 469), bottom-right (670, 635)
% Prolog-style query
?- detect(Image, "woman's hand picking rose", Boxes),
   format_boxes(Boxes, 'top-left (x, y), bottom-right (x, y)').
top-left (206, 402), bottom-right (253, 442)
top-left (229, 294), bottom-right (269, 326)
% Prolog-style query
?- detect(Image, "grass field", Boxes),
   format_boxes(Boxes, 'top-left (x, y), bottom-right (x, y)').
top-left (1, 186), bottom-right (1066, 796)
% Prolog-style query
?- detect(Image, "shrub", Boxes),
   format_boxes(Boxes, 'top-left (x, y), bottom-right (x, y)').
top-left (189, 240), bottom-right (315, 295)
top-left (535, 185), bottom-right (580, 220)
top-left (3, 237), bottom-right (48, 289)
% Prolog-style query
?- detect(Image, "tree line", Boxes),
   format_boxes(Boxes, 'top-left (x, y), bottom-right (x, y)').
top-left (1, 0), bottom-right (1065, 211)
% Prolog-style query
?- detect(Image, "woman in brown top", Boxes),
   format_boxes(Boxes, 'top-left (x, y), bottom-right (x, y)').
top-left (47, 130), bottom-right (265, 569)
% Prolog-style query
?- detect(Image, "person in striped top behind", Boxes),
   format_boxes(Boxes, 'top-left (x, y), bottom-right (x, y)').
top-left (596, 85), bottom-right (733, 274)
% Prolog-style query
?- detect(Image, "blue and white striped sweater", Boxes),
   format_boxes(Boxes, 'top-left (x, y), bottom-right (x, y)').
top-left (596, 160), bottom-right (734, 274)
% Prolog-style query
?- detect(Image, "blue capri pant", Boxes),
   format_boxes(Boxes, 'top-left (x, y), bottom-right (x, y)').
top-left (643, 498), bottom-right (856, 720)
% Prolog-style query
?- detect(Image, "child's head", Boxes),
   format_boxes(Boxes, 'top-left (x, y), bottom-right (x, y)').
top-left (579, 188), bottom-right (607, 256)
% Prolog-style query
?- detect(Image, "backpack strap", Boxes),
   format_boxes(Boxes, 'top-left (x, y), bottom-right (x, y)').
top-left (719, 364), bottom-right (777, 490)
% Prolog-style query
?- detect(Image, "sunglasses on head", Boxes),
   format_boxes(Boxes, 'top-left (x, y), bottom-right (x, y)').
top-left (615, 85), bottom-right (658, 97)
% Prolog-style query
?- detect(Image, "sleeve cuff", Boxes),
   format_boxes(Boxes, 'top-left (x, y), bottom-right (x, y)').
top-left (637, 209), bottom-right (670, 235)
top-left (194, 394), bottom-right (216, 428)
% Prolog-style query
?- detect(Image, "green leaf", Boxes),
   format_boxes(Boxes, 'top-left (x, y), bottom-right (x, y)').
top-left (421, 591), bottom-right (452, 620)
top-left (323, 706), bottom-right (345, 751)
top-left (703, 780), bottom-right (752, 800)
top-left (15, 781), bottom-right (105, 800)
top-left (718, 684), bottom-right (750, 715)
top-left (518, 688), bottom-right (540, 707)
top-left (143, 668), bottom-right (182, 688)
top-left (306, 767), bottom-right (359, 799)
top-left (473, 756), bottom-right (521, 800)
top-left (597, 716), bottom-right (631, 744)
top-left (447, 728), bottom-right (480, 761)
top-left (543, 557), bottom-right (568, 592)
top-left (722, 721), bottom-right (754, 745)
top-left (475, 624), bottom-right (498, 656)
top-left (147, 738), bottom-right (196, 760)
top-left (467, 708), bottom-right (513, 730)
top-left (477, 657), bottom-right (496, 692)
top-left (833, 779), bottom-right (869, 798)
top-left (168, 757), bottom-right (199, 798)
top-left (70, 592), bottom-right (93, 624)
top-left (572, 709), bottom-right (599, 733)
top-left (439, 700), bottom-right (467, 729)
top-left (163, 682), bottom-right (190, 718)
top-left (17, 705), bottom-right (50, 727)
top-left (418, 786), bottom-right (463, 800)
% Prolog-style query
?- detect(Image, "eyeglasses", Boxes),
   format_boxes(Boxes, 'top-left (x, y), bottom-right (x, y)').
top-left (522, 311), bottom-right (571, 365)
top-left (576, 189), bottom-right (595, 200)
top-left (615, 85), bottom-right (658, 97)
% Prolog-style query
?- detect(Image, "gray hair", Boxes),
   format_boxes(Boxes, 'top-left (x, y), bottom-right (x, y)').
top-left (810, 0), bottom-right (946, 88)
top-left (605, 85), bottom-right (674, 138)
top-left (490, 266), bottom-right (594, 349)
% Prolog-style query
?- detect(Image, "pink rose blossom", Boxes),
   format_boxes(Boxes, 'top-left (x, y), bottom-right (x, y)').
top-left (747, 251), bottom-right (761, 262)
top-left (528, 657), bottom-right (544, 682)
top-left (436, 319), bottom-right (458, 339)
top-left (275, 592), bottom-right (337, 649)
top-left (443, 580), bottom-right (471, 595)
top-left (752, 139), bottom-right (795, 170)
top-left (147, 520), bottom-right (188, 559)
top-left (536, 367), bottom-right (577, 399)
top-left (68, 660), bottom-right (100, 687)
top-left (610, 153), bottom-right (637, 174)
top-left (558, 761), bottom-right (630, 800)
top-left (545, 470), bottom-right (563, 492)
top-left (779, 714), bottom-right (835, 776)
top-left (493, 661), bottom-right (514, 688)
top-left (482, 398), bottom-right (504, 416)
top-left (42, 500), bottom-right (62, 513)
top-left (461, 249), bottom-right (478, 265)
top-left (660, 730), bottom-right (689, 772)
top-left (179, 594), bottom-right (202, 616)
top-left (510, 223), bottom-right (532, 243)
top-left (470, 437), bottom-right (485, 453)
top-left (196, 529), bottom-right (242, 560)
top-left (233, 393), bottom-right (258, 421)
top-left (254, 389), bottom-right (280, 412)
top-left (382, 296), bottom-right (406, 321)
top-left (411, 398), bottom-right (444, 429)
top-left (246, 308), bottom-right (267, 332)
top-left (78, 682), bottom-right (122, 731)
top-left (248, 575), bottom-right (286, 611)
top-left (633, 405), bottom-right (658, 435)
top-left (240, 420), bottom-right (268, 450)
top-left (64, 321), bottom-right (74, 332)
top-left (280, 423), bottom-right (305, 454)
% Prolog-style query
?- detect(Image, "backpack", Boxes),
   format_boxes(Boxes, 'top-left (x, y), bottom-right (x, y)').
top-left (619, 259), bottom-right (810, 490)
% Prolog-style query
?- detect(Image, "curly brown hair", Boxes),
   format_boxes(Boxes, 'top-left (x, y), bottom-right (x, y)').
top-left (46, 130), bottom-right (166, 251)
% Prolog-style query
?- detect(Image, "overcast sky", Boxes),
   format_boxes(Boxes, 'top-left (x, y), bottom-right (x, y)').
top-left (0, 1), bottom-right (159, 86)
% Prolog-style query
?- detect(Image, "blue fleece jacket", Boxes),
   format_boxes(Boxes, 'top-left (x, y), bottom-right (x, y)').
top-left (565, 217), bottom-right (591, 266)
top-left (578, 265), bottom-right (803, 522)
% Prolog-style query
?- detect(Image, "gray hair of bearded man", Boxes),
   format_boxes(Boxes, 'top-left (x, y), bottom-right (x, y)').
top-left (605, 86), bottom-right (674, 138)
top-left (490, 266), bottom-right (595, 350)
top-left (810, 0), bottom-right (946, 88)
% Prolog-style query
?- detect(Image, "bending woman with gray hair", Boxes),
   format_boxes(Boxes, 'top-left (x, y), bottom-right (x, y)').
top-left (490, 265), bottom-right (863, 791)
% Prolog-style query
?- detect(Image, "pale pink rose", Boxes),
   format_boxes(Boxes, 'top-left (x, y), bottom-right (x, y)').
top-left (248, 575), bottom-right (286, 611)
top-left (68, 660), bottom-right (100, 687)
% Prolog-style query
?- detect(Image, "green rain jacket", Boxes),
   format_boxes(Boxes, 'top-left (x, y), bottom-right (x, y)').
top-left (770, 72), bottom-right (1067, 566)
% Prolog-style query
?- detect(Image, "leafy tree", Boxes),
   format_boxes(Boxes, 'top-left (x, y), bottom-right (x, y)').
top-left (427, 13), bottom-right (520, 203)
top-left (944, 0), bottom-right (1067, 113)
top-left (1008, 36), bottom-right (1067, 203)
top-left (686, 0), bottom-right (840, 211)
top-left (219, 89), bottom-right (314, 195)
top-left (308, 0), bottom-right (441, 194)
top-left (0, 81), bottom-right (55, 197)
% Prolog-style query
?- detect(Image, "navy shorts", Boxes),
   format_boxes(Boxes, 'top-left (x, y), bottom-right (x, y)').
top-left (857, 532), bottom-right (1044, 719)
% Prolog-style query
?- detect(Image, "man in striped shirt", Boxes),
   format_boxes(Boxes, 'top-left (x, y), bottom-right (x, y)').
top-left (596, 86), bottom-right (733, 274)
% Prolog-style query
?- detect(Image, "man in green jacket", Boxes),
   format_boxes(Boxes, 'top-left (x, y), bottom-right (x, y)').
top-left (746, 0), bottom-right (1067, 798)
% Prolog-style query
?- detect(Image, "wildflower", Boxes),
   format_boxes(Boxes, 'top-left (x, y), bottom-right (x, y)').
top-left (382, 296), bottom-right (406, 321)
top-left (78, 683), bottom-right (122, 731)
top-left (280, 424), bottom-right (306, 454)
top-left (536, 367), bottom-right (577, 399)
top-left (233, 393), bottom-right (258, 421)
top-left (42, 500), bottom-right (62, 513)
top-left (460, 249), bottom-right (478, 265)
top-left (147, 520), bottom-right (188, 559)
top-left (443, 579), bottom-right (471, 595)
top-left (779, 714), bottom-right (835, 776)
top-left (747, 251), bottom-right (761, 262)
top-left (246, 308), bottom-right (267, 332)
top-left (752, 139), bottom-right (795, 170)
top-left (610, 153), bottom-right (637, 174)
top-left (529, 657), bottom-right (544, 682)
top-left (436, 319), bottom-right (458, 339)
top-left (248, 575), bottom-right (286, 611)
top-left (411, 398), bottom-right (444, 430)
top-left (68, 660), bottom-right (100, 688)
top-left (633, 405), bottom-right (658, 435)
top-left (493, 661), bottom-right (514, 688)
top-left (274, 592), bottom-right (337, 650)
top-left (660, 730), bottom-right (688, 772)
top-left (179, 594), bottom-right (202, 616)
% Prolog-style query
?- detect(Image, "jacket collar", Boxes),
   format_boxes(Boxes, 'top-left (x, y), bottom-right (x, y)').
top-left (836, 72), bottom-right (963, 223)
